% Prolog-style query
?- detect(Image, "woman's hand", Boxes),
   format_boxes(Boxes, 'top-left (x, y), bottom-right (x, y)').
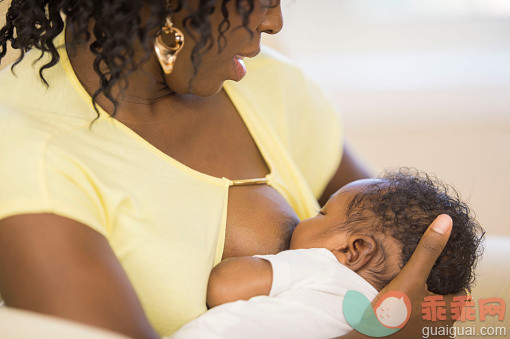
top-left (337, 214), bottom-right (463, 338)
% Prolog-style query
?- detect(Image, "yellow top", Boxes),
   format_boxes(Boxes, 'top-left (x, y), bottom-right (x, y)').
top-left (0, 31), bottom-right (343, 336)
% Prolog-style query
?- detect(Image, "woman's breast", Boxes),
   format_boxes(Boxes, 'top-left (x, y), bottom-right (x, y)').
top-left (221, 184), bottom-right (301, 260)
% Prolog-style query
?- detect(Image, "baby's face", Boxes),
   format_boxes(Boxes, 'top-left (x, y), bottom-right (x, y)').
top-left (289, 179), bottom-right (379, 250)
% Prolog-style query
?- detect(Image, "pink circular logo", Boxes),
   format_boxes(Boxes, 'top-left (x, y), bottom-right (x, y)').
top-left (373, 291), bottom-right (412, 329)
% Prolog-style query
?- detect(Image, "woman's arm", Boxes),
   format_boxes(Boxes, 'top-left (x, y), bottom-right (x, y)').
top-left (206, 256), bottom-right (272, 308)
top-left (0, 213), bottom-right (160, 339)
top-left (319, 142), bottom-right (373, 207)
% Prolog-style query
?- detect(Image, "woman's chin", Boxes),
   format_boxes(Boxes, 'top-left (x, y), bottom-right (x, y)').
top-left (164, 71), bottom-right (227, 97)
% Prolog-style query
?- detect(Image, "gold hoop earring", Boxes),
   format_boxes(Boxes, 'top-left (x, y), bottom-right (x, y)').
top-left (154, 17), bottom-right (185, 75)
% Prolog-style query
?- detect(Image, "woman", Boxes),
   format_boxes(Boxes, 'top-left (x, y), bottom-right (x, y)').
top-left (0, 0), bottom-right (459, 338)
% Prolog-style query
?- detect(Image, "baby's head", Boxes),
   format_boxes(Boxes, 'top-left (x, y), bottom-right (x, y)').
top-left (290, 169), bottom-right (485, 294)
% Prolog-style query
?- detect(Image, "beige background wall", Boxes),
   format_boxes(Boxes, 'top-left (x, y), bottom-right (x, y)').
top-left (1, 1), bottom-right (509, 237)
top-left (268, 0), bottom-right (510, 238)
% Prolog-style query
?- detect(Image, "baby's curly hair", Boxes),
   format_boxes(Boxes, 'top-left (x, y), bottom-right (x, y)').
top-left (344, 168), bottom-right (485, 295)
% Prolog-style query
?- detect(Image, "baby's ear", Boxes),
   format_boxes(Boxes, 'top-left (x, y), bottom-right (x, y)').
top-left (334, 234), bottom-right (377, 272)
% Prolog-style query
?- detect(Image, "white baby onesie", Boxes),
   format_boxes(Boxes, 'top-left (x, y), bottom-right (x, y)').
top-left (170, 248), bottom-right (379, 339)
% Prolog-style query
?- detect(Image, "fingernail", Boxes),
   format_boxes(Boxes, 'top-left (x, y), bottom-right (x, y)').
top-left (432, 215), bottom-right (452, 235)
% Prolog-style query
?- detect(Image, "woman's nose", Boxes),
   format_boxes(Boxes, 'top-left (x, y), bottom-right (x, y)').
top-left (258, 2), bottom-right (284, 35)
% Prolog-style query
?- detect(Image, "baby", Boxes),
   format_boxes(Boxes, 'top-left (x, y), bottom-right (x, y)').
top-left (170, 169), bottom-right (484, 339)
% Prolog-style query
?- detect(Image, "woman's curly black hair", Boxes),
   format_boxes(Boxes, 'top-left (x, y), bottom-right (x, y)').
top-left (342, 168), bottom-right (485, 295)
top-left (0, 0), bottom-right (278, 118)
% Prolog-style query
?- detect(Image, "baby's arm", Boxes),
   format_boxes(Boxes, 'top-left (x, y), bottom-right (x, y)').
top-left (206, 256), bottom-right (272, 308)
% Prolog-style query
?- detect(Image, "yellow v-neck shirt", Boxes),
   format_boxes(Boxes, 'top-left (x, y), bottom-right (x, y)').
top-left (0, 31), bottom-right (343, 336)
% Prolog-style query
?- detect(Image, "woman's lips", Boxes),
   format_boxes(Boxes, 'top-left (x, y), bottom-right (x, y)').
top-left (232, 55), bottom-right (247, 82)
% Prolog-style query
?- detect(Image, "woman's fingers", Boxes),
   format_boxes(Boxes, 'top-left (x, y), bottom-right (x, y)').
top-left (398, 214), bottom-right (453, 291)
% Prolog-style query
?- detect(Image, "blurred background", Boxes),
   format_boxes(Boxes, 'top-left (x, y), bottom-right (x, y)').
top-left (261, 0), bottom-right (510, 237)
top-left (1, 0), bottom-right (509, 237)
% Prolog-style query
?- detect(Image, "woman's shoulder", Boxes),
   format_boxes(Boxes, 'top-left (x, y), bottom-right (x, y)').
top-left (0, 103), bottom-right (94, 149)
top-left (0, 50), bottom-right (97, 123)
top-left (0, 104), bottom-right (109, 237)
top-left (244, 45), bottom-right (309, 90)
top-left (0, 57), bottom-right (102, 157)
top-left (0, 105), bottom-right (60, 144)
top-left (0, 104), bottom-right (102, 188)
top-left (241, 45), bottom-right (339, 121)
